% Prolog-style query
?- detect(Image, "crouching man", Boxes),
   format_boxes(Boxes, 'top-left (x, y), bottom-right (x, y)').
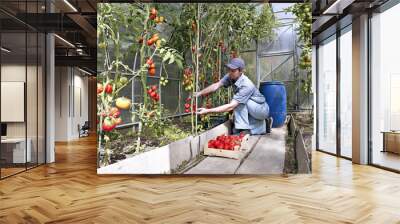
top-left (196, 58), bottom-right (272, 135)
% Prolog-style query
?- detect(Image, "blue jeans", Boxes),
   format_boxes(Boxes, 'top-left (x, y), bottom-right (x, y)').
top-left (233, 100), bottom-right (269, 135)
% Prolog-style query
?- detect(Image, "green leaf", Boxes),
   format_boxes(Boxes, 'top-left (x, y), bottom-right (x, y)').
top-left (176, 60), bottom-right (183, 69)
top-left (168, 55), bottom-right (175, 64)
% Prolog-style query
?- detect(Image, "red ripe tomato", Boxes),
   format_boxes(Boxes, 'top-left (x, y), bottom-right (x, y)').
top-left (150, 8), bottom-right (157, 16)
top-left (97, 83), bottom-right (103, 94)
top-left (113, 117), bottom-right (122, 125)
top-left (211, 140), bottom-right (217, 148)
top-left (185, 109), bottom-right (190, 113)
top-left (150, 92), bottom-right (156, 98)
top-left (148, 68), bottom-right (156, 76)
top-left (184, 68), bottom-right (192, 75)
top-left (191, 21), bottom-right (196, 32)
top-left (151, 85), bottom-right (157, 91)
top-left (184, 103), bottom-right (190, 109)
top-left (147, 39), bottom-right (154, 46)
top-left (146, 58), bottom-right (153, 65)
top-left (147, 89), bottom-right (153, 95)
top-left (104, 83), bottom-right (113, 94)
top-left (154, 94), bottom-right (160, 101)
top-left (109, 107), bottom-right (120, 118)
top-left (151, 33), bottom-right (159, 41)
top-left (102, 117), bottom-right (115, 132)
top-left (186, 97), bottom-right (191, 102)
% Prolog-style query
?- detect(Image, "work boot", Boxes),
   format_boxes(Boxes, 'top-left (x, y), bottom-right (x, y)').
top-left (232, 128), bottom-right (250, 136)
top-left (266, 117), bottom-right (273, 134)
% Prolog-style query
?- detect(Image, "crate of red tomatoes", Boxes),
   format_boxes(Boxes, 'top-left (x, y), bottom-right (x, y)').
top-left (204, 132), bottom-right (250, 160)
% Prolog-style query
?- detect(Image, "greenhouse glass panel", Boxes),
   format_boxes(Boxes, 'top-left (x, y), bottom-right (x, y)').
top-left (259, 24), bottom-right (294, 56)
top-left (241, 51), bottom-right (257, 84)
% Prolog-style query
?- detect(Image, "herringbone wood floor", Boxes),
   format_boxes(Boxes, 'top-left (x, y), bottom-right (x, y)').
top-left (1, 135), bottom-right (400, 224)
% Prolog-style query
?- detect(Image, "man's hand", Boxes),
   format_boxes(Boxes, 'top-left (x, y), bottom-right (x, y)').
top-left (196, 108), bottom-right (209, 115)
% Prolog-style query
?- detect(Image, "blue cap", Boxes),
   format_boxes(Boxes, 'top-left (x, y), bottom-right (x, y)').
top-left (225, 58), bottom-right (245, 70)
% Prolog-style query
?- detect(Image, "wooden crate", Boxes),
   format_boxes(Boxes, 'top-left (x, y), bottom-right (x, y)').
top-left (203, 134), bottom-right (250, 160)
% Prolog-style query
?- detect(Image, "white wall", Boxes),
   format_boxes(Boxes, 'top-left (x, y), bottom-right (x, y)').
top-left (55, 66), bottom-right (69, 141)
top-left (1, 65), bottom-right (27, 140)
top-left (54, 67), bottom-right (89, 141)
top-left (1, 63), bottom-right (46, 164)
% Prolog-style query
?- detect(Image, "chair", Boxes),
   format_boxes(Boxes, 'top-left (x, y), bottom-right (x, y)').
top-left (79, 121), bottom-right (90, 138)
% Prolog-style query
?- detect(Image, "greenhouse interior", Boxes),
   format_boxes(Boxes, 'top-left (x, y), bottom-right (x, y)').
top-left (97, 2), bottom-right (313, 174)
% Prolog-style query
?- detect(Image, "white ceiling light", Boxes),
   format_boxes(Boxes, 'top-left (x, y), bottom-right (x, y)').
top-left (1, 47), bottom-right (11, 53)
top-left (78, 68), bottom-right (92, 76)
top-left (54, 34), bottom-right (75, 48)
top-left (323, 0), bottom-right (355, 15)
top-left (63, 0), bottom-right (78, 12)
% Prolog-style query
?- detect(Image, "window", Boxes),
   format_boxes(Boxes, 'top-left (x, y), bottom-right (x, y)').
top-left (370, 3), bottom-right (400, 171)
top-left (317, 35), bottom-right (337, 154)
top-left (339, 26), bottom-right (352, 158)
top-left (0, 2), bottom-right (46, 179)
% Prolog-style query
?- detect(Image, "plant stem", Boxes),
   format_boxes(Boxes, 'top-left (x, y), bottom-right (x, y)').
top-left (195, 3), bottom-right (200, 136)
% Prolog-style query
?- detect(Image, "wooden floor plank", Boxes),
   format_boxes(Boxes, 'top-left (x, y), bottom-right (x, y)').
top-left (0, 135), bottom-right (399, 223)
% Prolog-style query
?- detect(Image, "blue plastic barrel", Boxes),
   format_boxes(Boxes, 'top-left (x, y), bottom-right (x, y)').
top-left (259, 81), bottom-right (287, 128)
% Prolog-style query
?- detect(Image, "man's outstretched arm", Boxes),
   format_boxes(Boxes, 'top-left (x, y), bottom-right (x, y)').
top-left (195, 80), bottom-right (224, 97)
top-left (197, 99), bottom-right (239, 115)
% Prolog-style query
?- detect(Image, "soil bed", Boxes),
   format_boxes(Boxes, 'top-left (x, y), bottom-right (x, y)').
top-left (103, 115), bottom-right (228, 166)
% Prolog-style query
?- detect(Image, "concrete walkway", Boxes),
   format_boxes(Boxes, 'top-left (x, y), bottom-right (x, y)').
top-left (185, 126), bottom-right (287, 174)
top-left (236, 127), bottom-right (286, 174)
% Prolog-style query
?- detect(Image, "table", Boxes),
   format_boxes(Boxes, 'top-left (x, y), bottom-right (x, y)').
top-left (381, 131), bottom-right (400, 154)
top-left (1, 138), bottom-right (32, 163)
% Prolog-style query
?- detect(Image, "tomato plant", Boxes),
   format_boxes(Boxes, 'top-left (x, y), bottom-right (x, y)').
top-left (285, 3), bottom-right (312, 95)
top-left (98, 3), bottom-right (185, 165)
top-left (167, 3), bottom-right (277, 133)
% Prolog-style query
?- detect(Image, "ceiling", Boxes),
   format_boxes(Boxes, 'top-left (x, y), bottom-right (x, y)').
top-left (312, 0), bottom-right (390, 44)
top-left (0, 0), bottom-right (97, 74)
